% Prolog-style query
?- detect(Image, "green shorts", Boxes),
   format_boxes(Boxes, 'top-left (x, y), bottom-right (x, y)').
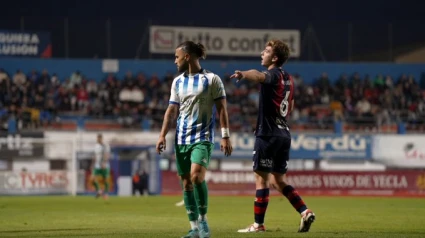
top-left (175, 141), bottom-right (214, 176)
top-left (92, 168), bottom-right (110, 178)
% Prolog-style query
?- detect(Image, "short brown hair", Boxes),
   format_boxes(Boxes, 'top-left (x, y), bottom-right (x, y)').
top-left (266, 39), bottom-right (290, 67)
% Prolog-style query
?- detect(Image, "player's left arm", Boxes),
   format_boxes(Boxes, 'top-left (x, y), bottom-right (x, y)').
top-left (212, 75), bottom-right (233, 156)
top-left (215, 98), bottom-right (232, 157)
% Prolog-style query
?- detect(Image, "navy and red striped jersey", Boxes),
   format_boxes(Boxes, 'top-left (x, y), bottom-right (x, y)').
top-left (255, 67), bottom-right (294, 137)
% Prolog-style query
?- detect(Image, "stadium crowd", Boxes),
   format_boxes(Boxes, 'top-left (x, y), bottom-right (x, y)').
top-left (0, 68), bottom-right (424, 132)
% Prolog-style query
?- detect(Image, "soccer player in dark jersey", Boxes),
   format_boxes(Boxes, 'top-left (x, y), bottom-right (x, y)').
top-left (230, 39), bottom-right (315, 233)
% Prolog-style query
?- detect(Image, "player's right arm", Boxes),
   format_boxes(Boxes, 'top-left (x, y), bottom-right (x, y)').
top-left (230, 69), bottom-right (266, 84)
top-left (91, 156), bottom-right (95, 171)
top-left (91, 144), bottom-right (98, 170)
top-left (156, 104), bottom-right (179, 154)
top-left (230, 69), bottom-right (281, 85)
top-left (156, 78), bottom-right (180, 154)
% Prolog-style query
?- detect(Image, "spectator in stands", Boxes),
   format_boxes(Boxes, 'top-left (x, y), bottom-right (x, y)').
top-left (385, 75), bottom-right (394, 89)
top-left (50, 73), bottom-right (60, 88)
top-left (136, 72), bottom-right (147, 89)
top-left (123, 71), bottom-right (135, 88)
top-left (86, 79), bottom-right (98, 99)
top-left (374, 74), bottom-right (385, 91)
top-left (39, 69), bottom-right (51, 88)
top-left (330, 97), bottom-right (344, 122)
top-left (90, 96), bottom-right (104, 117)
top-left (9, 85), bottom-right (21, 106)
top-left (27, 70), bottom-right (39, 86)
top-left (1, 65), bottom-right (424, 132)
top-left (117, 103), bottom-right (133, 127)
top-left (70, 70), bottom-right (82, 88)
top-left (317, 72), bottom-right (331, 93)
top-left (43, 99), bottom-right (58, 125)
top-left (130, 86), bottom-right (144, 105)
top-left (0, 68), bottom-right (9, 84)
top-left (119, 86), bottom-right (132, 103)
top-left (355, 98), bottom-right (372, 117)
top-left (292, 73), bottom-right (303, 88)
top-left (335, 74), bottom-right (349, 91)
top-left (76, 85), bottom-right (89, 111)
top-left (20, 104), bottom-right (32, 129)
top-left (146, 74), bottom-right (160, 100)
top-left (13, 70), bottom-right (26, 89)
top-left (0, 69), bottom-right (10, 105)
top-left (105, 73), bottom-right (117, 86)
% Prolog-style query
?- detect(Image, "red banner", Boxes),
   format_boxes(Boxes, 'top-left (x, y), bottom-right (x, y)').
top-left (161, 170), bottom-right (425, 197)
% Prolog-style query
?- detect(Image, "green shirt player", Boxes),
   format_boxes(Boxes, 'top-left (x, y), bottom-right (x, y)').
top-left (91, 133), bottom-right (111, 199)
top-left (156, 41), bottom-right (233, 238)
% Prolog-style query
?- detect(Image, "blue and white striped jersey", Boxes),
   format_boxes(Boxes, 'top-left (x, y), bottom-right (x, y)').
top-left (169, 69), bottom-right (226, 145)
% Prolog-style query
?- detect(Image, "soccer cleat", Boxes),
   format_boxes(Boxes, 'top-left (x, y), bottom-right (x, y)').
top-left (237, 224), bottom-right (266, 233)
top-left (298, 209), bottom-right (315, 232)
top-left (175, 200), bottom-right (185, 207)
top-left (198, 220), bottom-right (210, 238)
top-left (181, 228), bottom-right (199, 238)
top-left (95, 191), bottom-right (102, 199)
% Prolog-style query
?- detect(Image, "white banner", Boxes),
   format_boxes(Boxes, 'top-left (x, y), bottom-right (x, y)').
top-left (372, 135), bottom-right (425, 168)
top-left (0, 170), bottom-right (71, 195)
top-left (149, 25), bottom-right (300, 57)
top-left (44, 131), bottom-right (175, 159)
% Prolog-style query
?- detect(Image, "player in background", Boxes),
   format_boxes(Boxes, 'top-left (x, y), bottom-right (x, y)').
top-left (231, 39), bottom-right (315, 233)
top-left (91, 133), bottom-right (111, 200)
top-left (156, 41), bottom-right (233, 238)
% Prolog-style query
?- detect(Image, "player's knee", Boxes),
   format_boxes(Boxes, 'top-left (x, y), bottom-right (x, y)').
top-left (183, 183), bottom-right (194, 191)
top-left (271, 173), bottom-right (288, 190)
top-left (190, 171), bottom-right (204, 184)
top-left (254, 171), bottom-right (269, 188)
top-left (181, 178), bottom-right (194, 191)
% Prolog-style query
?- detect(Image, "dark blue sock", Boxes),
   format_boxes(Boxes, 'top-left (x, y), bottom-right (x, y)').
top-left (282, 185), bottom-right (307, 214)
top-left (254, 188), bottom-right (269, 224)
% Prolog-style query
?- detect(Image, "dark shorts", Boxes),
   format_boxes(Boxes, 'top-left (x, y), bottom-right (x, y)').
top-left (252, 136), bottom-right (291, 174)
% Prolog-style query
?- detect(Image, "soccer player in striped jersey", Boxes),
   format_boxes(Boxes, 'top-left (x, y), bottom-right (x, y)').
top-left (91, 133), bottom-right (111, 200)
top-left (231, 39), bottom-right (315, 233)
top-left (156, 41), bottom-right (233, 238)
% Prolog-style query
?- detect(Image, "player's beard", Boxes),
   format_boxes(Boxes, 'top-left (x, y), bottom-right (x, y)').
top-left (178, 61), bottom-right (189, 73)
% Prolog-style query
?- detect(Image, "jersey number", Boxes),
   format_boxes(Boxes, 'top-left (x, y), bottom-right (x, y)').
top-left (279, 91), bottom-right (291, 117)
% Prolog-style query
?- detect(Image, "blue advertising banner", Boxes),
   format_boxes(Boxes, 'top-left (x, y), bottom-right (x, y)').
top-left (0, 30), bottom-right (51, 58)
top-left (212, 133), bottom-right (372, 160)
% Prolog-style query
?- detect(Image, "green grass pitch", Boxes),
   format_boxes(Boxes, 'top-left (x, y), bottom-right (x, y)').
top-left (0, 195), bottom-right (424, 237)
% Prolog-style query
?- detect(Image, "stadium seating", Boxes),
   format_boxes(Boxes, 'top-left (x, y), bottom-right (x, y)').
top-left (0, 68), bottom-right (424, 133)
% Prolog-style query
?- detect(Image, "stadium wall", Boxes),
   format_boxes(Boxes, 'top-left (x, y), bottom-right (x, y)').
top-left (0, 58), bottom-right (424, 85)
top-left (1, 131), bottom-right (425, 196)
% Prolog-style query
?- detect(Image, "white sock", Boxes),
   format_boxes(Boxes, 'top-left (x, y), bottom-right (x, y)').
top-left (198, 214), bottom-right (207, 221)
top-left (190, 221), bottom-right (198, 230)
top-left (301, 209), bottom-right (309, 216)
top-left (254, 222), bottom-right (262, 228)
